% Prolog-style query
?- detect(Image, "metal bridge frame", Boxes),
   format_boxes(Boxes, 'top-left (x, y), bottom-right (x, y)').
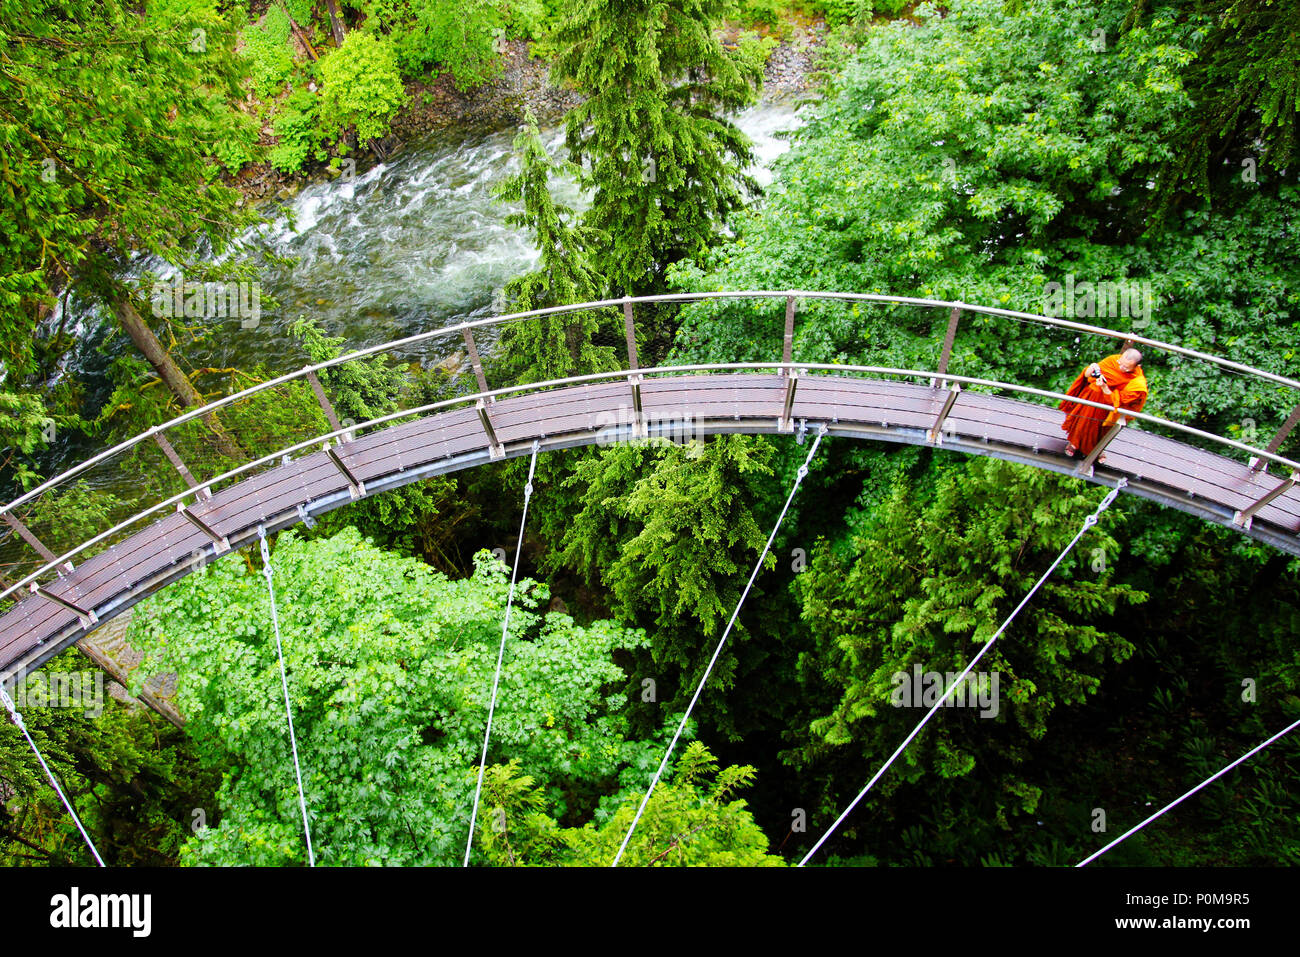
top-left (1, 291), bottom-right (1298, 683)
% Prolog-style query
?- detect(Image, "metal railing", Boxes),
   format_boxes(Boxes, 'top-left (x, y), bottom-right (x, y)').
top-left (1, 291), bottom-right (1297, 611)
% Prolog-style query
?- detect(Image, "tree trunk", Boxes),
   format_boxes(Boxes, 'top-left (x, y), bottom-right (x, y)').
top-left (275, 0), bottom-right (319, 61)
top-left (325, 0), bottom-right (346, 48)
top-left (112, 295), bottom-right (245, 461)
top-left (77, 633), bottom-right (185, 730)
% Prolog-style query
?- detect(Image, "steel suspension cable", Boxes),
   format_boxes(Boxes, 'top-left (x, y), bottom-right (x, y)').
top-left (257, 526), bottom-right (315, 867)
top-left (612, 423), bottom-right (829, 866)
top-left (0, 683), bottom-right (106, 866)
top-left (799, 478), bottom-right (1127, 866)
top-left (464, 441), bottom-right (540, 866)
top-left (1077, 714), bottom-right (1300, 866)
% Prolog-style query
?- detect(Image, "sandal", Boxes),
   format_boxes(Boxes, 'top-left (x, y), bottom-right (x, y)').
top-left (1063, 444), bottom-right (1076, 458)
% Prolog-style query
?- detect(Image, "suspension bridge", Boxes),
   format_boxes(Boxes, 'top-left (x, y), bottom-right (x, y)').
top-left (1, 291), bottom-right (1297, 865)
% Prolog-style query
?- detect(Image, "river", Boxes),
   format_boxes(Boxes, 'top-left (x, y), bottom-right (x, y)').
top-left (0, 100), bottom-right (808, 586)
top-left (38, 101), bottom-right (804, 477)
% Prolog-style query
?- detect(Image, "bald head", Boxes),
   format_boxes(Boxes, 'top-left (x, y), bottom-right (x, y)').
top-left (1118, 348), bottom-right (1143, 372)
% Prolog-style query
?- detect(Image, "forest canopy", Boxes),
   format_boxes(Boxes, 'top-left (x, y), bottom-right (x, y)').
top-left (0, 0), bottom-right (1297, 869)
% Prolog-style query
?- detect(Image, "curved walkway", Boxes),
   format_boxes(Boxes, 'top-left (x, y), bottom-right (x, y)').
top-left (2, 369), bottom-right (1296, 679)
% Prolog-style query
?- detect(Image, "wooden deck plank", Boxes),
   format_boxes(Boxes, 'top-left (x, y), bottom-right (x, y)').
top-left (347, 409), bottom-right (490, 479)
top-left (346, 406), bottom-right (483, 462)
top-left (63, 513), bottom-right (203, 607)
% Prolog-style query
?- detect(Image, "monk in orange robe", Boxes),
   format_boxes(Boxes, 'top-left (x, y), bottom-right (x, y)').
top-left (1059, 348), bottom-right (1148, 464)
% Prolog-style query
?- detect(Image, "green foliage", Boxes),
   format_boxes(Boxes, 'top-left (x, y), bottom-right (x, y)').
top-left (735, 0), bottom-right (894, 29)
top-left (668, 0), bottom-right (1299, 437)
top-left (734, 30), bottom-right (780, 72)
top-left (546, 435), bottom-right (777, 716)
top-left (0, 0), bottom-right (257, 382)
top-left (307, 477), bottom-right (467, 571)
top-left (473, 741), bottom-right (783, 865)
top-left (318, 31), bottom-right (408, 144)
top-left (0, 471), bottom-right (133, 594)
top-left (125, 530), bottom-right (663, 865)
top-left (1012, 508), bottom-right (1300, 867)
top-left (86, 346), bottom-right (325, 501)
top-left (269, 88), bottom-right (329, 173)
top-left (503, 0), bottom-right (563, 43)
top-left (281, 316), bottom-right (472, 566)
top-left (0, 391), bottom-right (57, 492)
top-left (790, 457), bottom-right (1146, 843)
top-left (735, 0), bottom-right (790, 26)
top-left (359, 0), bottom-right (506, 89)
top-left (289, 315), bottom-right (407, 424)
top-left (18, 481), bottom-right (131, 562)
top-left (490, 113), bottom-right (620, 385)
top-left (204, 93), bottom-right (263, 173)
top-left (865, 0), bottom-right (909, 17)
top-left (283, 0), bottom-right (316, 25)
top-left (0, 650), bottom-right (218, 866)
top-left (472, 760), bottom-right (566, 864)
top-left (550, 0), bottom-right (765, 295)
top-left (413, 0), bottom-right (506, 89)
top-left (558, 741), bottom-right (783, 864)
top-left (6, 0), bottom-right (1299, 872)
top-left (1129, 0), bottom-right (1300, 216)
top-left (242, 5), bottom-right (298, 98)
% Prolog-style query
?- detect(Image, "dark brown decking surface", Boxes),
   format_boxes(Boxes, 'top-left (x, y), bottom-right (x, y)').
top-left (2, 373), bottom-right (1296, 676)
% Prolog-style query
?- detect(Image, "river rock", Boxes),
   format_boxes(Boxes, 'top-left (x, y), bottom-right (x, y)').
top-left (434, 350), bottom-right (466, 374)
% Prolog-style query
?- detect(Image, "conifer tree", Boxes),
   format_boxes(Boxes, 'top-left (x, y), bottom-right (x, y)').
top-left (0, 0), bottom-right (257, 458)
top-left (550, 0), bottom-right (763, 297)
top-left (1125, 0), bottom-right (1300, 217)
top-left (491, 114), bottom-right (618, 385)
top-left (790, 457), bottom-right (1147, 837)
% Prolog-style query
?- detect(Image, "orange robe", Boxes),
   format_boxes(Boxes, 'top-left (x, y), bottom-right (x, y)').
top-left (1059, 354), bottom-right (1148, 454)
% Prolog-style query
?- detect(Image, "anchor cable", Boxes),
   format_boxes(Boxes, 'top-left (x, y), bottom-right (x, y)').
top-left (612, 424), bottom-right (829, 866)
top-left (0, 682), bottom-right (106, 866)
top-left (464, 441), bottom-right (540, 866)
top-left (258, 526), bottom-right (315, 867)
top-left (799, 479), bottom-right (1126, 866)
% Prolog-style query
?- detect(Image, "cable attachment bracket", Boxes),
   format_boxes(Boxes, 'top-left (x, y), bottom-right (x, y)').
top-left (1085, 478), bottom-right (1127, 530)
top-left (523, 440), bottom-right (539, 500)
top-left (796, 424), bottom-right (828, 481)
top-left (0, 684), bottom-right (22, 730)
top-left (257, 525), bottom-right (272, 579)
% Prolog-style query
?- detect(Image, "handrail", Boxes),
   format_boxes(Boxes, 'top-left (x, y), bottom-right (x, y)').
top-left (3, 291), bottom-right (1297, 523)
top-left (1, 359), bottom-right (1296, 608)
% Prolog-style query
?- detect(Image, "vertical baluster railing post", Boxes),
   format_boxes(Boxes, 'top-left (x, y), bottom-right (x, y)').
top-left (153, 432), bottom-right (211, 500)
top-left (305, 368), bottom-right (345, 436)
top-left (781, 295), bottom-right (796, 374)
top-left (779, 295), bottom-right (799, 432)
top-left (462, 327), bottom-right (505, 457)
top-left (934, 306), bottom-right (962, 390)
top-left (623, 299), bottom-right (640, 372)
top-left (462, 328), bottom-right (492, 397)
top-left (623, 299), bottom-right (646, 440)
top-left (1250, 403), bottom-right (1300, 472)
